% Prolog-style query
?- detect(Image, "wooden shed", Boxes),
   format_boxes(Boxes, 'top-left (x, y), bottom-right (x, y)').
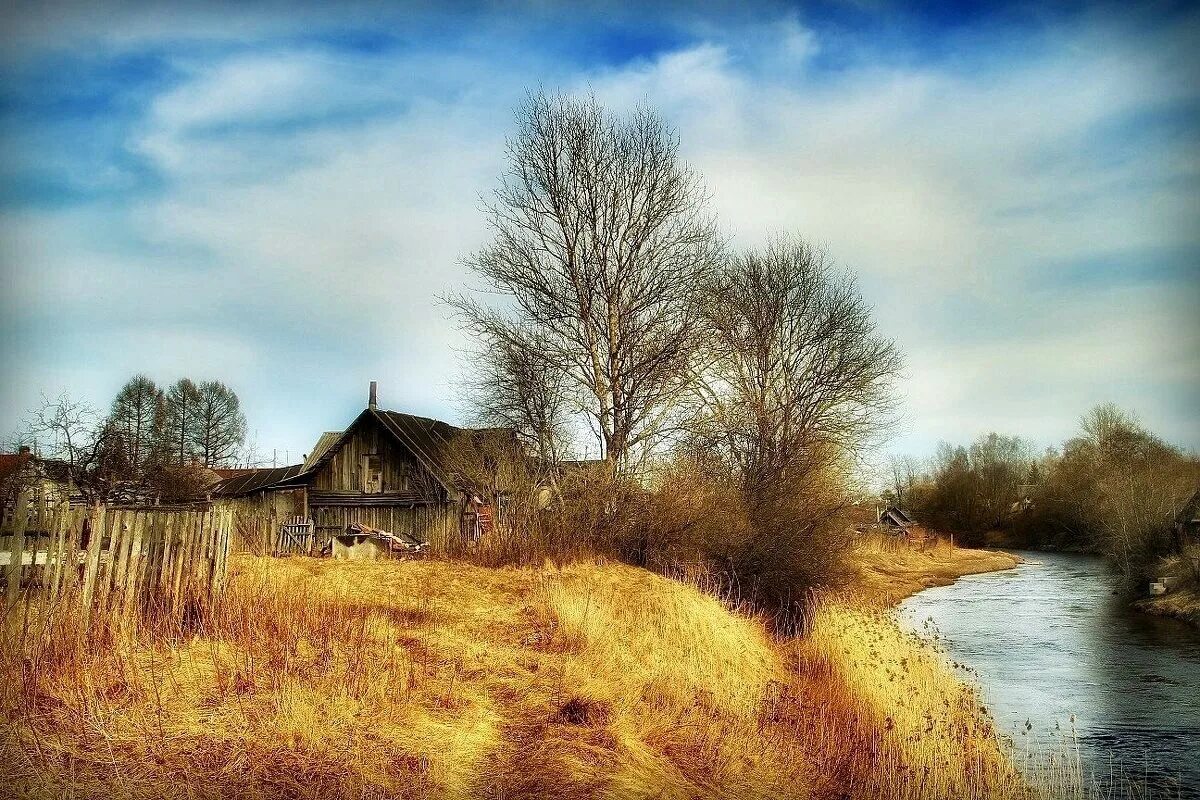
top-left (213, 383), bottom-right (513, 554)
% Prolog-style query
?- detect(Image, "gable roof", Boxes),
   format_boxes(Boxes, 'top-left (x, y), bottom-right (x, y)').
top-left (371, 410), bottom-right (465, 493)
top-left (880, 506), bottom-right (914, 527)
top-left (212, 407), bottom-right (516, 499)
top-left (303, 432), bottom-right (342, 472)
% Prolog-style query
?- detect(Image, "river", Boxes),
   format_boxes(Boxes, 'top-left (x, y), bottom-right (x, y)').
top-left (898, 551), bottom-right (1200, 799)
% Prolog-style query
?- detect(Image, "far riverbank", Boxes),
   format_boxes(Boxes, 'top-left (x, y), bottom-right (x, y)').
top-left (847, 535), bottom-right (1021, 607)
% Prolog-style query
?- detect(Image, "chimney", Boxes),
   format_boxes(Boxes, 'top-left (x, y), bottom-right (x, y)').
top-left (369, 381), bottom-right (378, 411)
top-left (18, 445), bottom-right (31, 456)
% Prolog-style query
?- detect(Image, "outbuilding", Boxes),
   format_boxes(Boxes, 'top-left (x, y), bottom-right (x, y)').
top-left (212, 382), bottom-right (514, 554)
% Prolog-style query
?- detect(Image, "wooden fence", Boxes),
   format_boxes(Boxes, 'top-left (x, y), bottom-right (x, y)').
top-left (278, 516), bottom-right (316, 555)
top-left (1, 504), bottom-right (234, 624)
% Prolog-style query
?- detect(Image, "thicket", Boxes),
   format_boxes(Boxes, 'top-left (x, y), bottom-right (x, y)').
top-left (897, 405), bottom-right (1199, 585)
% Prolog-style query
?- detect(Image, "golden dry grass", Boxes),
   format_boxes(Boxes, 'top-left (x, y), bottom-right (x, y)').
top-left (1, 551), bottom-right (1053, 800)
top-left (847, 535), bottom-right (1021, 606)
top-left (793, 598), bottom-right (1035, 800)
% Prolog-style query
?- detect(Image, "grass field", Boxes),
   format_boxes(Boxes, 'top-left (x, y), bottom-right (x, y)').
top-left (1, 544), bottom-right (1046, 799)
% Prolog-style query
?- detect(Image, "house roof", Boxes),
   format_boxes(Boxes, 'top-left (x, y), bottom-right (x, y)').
top-left (880, 506), bottom-right (914, 527)
top-left (212, 464), bottom-right (304, 497)
top-left (0, 452), bottom-right (33, 483)
top-left (212, 467), bottom-right (258, 480)
top-left (1177, 489), bottom-right (1200, 526)
top-left (372, 410), bottom-right (464, 492)
top-left (214, 408), bottom-right (516, 499)
top-left (303, 432), bottom-right (342, 472)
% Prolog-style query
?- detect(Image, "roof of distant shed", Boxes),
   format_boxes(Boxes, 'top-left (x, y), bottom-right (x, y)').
top-left (212, 464), bottom-right (304, 496)
top-left (881, 506), bottom-right (914, 527)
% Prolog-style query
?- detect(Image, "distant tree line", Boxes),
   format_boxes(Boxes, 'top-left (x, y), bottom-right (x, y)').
top-left (13, 375), bottom-right (248, 504)
top-left (452, 91), bottom-right (902, 613)
top-left (890, 404), bottom-right (1200, 586)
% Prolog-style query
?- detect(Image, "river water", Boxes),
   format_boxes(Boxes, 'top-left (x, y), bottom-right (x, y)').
top-left (898, 551), bottom-right (1200, 799)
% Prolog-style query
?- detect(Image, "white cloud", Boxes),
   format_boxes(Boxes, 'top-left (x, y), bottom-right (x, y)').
top-left (2, 9), bottom-right (1197, 461)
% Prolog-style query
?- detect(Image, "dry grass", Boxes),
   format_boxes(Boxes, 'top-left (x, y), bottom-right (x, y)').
top-left (792, 598), bottom-right (1035, 800)
top-left (847, 534), bottom-right (1021, 606)
top-left (1, 552), bottom-right (1063, 799)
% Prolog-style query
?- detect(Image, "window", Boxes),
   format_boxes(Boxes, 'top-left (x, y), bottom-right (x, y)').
top-left (363, 454), bottom-right (382, 494)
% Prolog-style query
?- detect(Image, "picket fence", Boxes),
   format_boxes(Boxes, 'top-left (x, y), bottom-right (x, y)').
top-left (1, 504), bottom-right (233, 624)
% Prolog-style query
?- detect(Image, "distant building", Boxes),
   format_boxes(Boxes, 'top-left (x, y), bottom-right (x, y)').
top-left (878, 505), bottom-right (915, 532)
top-left (212, 382), bottom-right (514, 553)
top-left (0, 446), bottom-right (73, 516)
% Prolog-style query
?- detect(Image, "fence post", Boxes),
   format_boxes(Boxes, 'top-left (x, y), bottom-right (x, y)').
top-left (79, 504), bottom-right (106, 628)
top-left (4, 504), bottom-right (29, 608)
top-left (158, 513), bottom-right (175, 595)
top-left (120, 511), bottom-right (147, 620)
top-left (99, 509), bottom-right (128, 615)
top-left (210, 509), bottom-right (230, 598)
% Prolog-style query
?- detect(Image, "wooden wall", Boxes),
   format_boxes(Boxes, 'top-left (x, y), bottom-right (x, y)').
top-left (309, 503), bottom-right (458, 552)
top-left (217, 490), bottom-right (306, 555)
top-left (311, 419), bottom-right (429, 493)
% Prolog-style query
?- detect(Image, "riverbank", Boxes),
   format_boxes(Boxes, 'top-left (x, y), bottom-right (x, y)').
top-left (1138, 587), bottom-right (1200, 626)
top-left (847, 534), bottom-right (1021, 606)
top-left (1, 554), bottom-right (1037, 800)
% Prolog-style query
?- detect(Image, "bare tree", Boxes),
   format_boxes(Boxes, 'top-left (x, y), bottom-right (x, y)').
top-left (888, 454), bottom-right (921, 508)
top-left (453, 91), bottom-right (721, 479)
top-left (162, 379), bottom-right (201, 466)
top-left (461, 320), bottom-right (571, 466)
top-left (19, 393), bottom-right (122, 504)
top-left (675, 235), bottom-right (903, 603)
top-left (107, 374), bottom-right (163, 477)
top-left (190, 380), bottom-right (247, 468)
top-left (695, 235), bottom-right (903, 494)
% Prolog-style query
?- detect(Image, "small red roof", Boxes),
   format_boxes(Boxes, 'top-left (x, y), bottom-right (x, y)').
top-left (0, 451), bottom-right (33, 482)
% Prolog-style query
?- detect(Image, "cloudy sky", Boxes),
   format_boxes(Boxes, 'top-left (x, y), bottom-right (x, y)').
top-left (1, 0), bottom-right (1197, 465)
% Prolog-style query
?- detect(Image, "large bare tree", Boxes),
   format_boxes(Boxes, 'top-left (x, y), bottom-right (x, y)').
top-left (454, 91), bottom-right (721, 478)
top-left (107, 374), bottom-right (163, 477)
top-left (678, 235), bottom-right (903, 600)
top-left (696, 235), bottom-right (903, 494)
top-left (190, 380), bottom-right (247, 468)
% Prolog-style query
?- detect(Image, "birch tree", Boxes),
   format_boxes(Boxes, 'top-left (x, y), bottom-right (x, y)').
top-left (454, 91), bottom-right (721, 479)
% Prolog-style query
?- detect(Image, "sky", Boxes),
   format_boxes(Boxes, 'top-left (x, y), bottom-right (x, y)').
top-left (1, 0), bottom-right (1198, 467)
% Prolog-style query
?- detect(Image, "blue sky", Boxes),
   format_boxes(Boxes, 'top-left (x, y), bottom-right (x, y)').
top-left (1, 0), bottom-right (1198, 467)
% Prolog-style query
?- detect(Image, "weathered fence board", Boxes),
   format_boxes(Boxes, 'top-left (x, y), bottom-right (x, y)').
top-left (1, 505), bottom-right (233, 628)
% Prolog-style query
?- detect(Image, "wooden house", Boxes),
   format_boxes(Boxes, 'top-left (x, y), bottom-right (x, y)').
top-left (878, 505), bottom-right (915, 533)
top-left (213, 383), bottom-right (513, 553)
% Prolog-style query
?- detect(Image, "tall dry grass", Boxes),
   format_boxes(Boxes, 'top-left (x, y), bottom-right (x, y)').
top-left (1, 554), bottom-right (1083, 800)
